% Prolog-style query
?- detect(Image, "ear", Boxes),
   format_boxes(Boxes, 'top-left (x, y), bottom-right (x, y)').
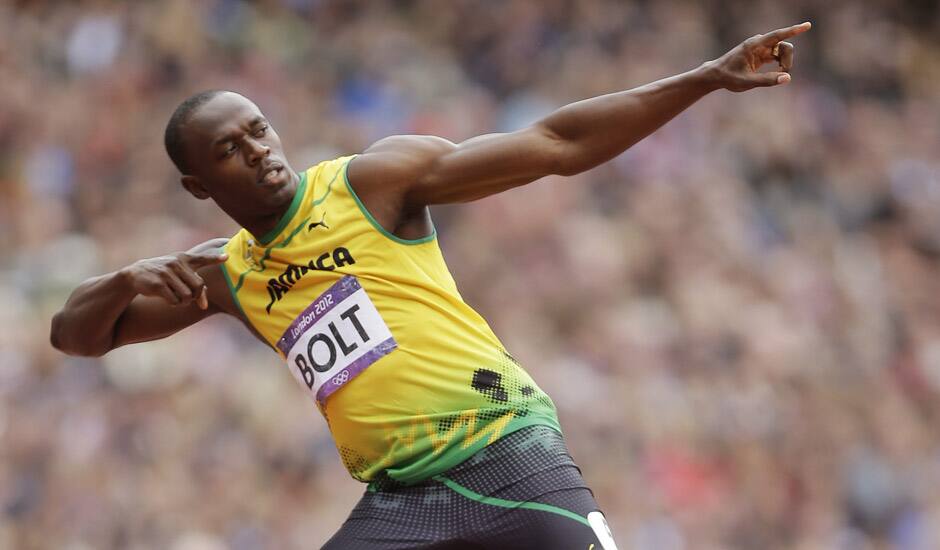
top-left (181, 175), bottom-right (211, 200)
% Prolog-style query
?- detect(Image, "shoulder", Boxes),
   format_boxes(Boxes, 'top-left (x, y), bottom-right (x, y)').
top-left (361, 134), bottom-right (456, 157)
top-left (351, 135), bottom-right (455, 180)
top-left (341, 136), bottom-right (454, 235)
top-left (347, 135), bottom-right (456, 199)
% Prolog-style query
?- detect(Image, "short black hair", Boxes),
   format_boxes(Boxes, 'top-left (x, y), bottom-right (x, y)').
top-left (164, 90), bottom-right (227, 174)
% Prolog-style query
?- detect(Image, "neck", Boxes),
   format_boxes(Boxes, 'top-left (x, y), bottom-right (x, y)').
top-left (235, 170), bottom-right (302, 242)
top-left (245, 212), bottom-right (288, 243)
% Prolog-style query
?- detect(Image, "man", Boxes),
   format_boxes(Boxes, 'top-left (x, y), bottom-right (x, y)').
top-left (51, 23), bottom-right (810, 549)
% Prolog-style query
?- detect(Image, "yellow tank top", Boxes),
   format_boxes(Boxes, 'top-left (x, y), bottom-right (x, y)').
top-left (221, 155), bottom-right (560, 484)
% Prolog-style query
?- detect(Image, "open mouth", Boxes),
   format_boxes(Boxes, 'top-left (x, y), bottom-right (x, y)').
top-left (259, 164), bottom-right (284, 186)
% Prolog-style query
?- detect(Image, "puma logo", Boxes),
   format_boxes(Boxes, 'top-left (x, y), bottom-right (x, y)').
top-left (308, 212), bottom-right (329, 231)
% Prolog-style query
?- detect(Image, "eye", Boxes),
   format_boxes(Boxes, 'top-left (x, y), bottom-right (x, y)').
top-left (253, 125), bottom-right (268, 138)
top-left (221, 143), bottom-right (237, 158)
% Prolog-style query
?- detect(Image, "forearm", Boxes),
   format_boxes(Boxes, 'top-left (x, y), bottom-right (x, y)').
top-left (50, 270), bottom-right (137, 356)
top-left (539, 63), bottom-right (718, 175)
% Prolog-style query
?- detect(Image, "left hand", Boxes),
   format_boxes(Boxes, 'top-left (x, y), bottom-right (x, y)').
top-left (706, 22), bottom-right (811, 92)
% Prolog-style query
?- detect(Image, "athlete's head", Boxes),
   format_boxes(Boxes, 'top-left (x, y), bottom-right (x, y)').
top-left (164, 90), bottom-right (299, 221)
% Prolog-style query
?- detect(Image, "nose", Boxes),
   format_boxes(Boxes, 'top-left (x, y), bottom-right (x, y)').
top-left (245, 137), bottom-right (270, 166)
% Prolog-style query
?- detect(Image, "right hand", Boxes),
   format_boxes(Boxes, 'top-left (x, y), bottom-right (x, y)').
top-left (121, 238), bottom-right (229, 310)
top-left (706, 22), bottom-right (811, 92)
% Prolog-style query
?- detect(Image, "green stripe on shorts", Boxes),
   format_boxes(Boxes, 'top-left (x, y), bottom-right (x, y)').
top-left (432, 475), bottom-right (591, 527)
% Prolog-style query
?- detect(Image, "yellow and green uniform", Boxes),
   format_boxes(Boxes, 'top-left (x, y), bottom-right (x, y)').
top-left (221, 155), bottom-right (560, 485)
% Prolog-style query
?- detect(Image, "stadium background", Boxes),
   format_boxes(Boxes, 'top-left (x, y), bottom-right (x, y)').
top-left (2, 0), bottom-right (939, 548)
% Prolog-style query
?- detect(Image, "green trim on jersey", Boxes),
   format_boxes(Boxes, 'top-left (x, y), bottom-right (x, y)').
top-left (221, 262), bottom-right (249, 320)
top-left (229, 168), bottom-right (339, 295)
top-left (230, 216), bottom-right (312, 295)
top-left (258, 171), bottom-right (308, 245)
top-left (220, 261), bottom-right (272, 352)
top-left (433, 475), bottom-right (591, 527)
top-left (313, 164), bottom-right (342, 206)
top-left (343, 157), bottom-right (437, 245)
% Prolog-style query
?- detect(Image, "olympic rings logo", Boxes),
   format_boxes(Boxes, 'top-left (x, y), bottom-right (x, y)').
top-left (332, 370), bottom-right (350, 386)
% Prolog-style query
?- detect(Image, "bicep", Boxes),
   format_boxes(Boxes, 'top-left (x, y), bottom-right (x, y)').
top-left (415, 127), bottom-right (565, 204)
top-left (111, 295), bottom-right (218, 349)
top-left (353, 127), bottom-right (565, 206)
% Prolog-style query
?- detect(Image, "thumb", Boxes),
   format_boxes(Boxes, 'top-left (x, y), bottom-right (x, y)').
top-left (197, 286), bottom-right (209, 310)
top-left (751, 72), bottom-right (791, 88)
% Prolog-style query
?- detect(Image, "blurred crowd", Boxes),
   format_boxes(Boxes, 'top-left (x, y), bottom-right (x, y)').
top-left (2, 0), bottom-right (939, 548)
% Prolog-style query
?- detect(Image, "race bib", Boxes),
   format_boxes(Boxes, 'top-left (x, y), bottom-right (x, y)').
top-left (277, 275), bottom-right (397, 403)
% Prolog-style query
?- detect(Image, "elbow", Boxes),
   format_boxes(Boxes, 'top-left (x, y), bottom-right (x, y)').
top-left (553, 150), bottom-right (591, 177)
top-left (49, 312), bottom-right (109, 357)
top-left (554, 158), bottom-right (585, 177)
top-left (534, 123), bottom-right (585, 177)
top-left (550, 138), bottom-right (597, 176)
top-left (49, 311), bottom-right (66, 351)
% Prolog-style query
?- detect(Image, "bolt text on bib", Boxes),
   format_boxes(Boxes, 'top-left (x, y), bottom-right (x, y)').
top-left (294, 303), bottom-right (370, 389)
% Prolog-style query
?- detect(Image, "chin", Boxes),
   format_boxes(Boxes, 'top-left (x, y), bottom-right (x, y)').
top-left (265, 181), bottom-right (296, 208)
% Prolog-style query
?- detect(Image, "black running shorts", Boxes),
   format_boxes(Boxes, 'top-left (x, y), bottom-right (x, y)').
top-left (322, 426), bottom-right (618, 550)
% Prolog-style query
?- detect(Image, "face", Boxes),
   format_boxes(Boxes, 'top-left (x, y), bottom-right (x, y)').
top-left (180, 92), bottom-right (298, 221)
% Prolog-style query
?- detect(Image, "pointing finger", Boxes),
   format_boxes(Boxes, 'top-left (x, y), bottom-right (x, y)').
top-left (774, 41), bottom-right (795, 72)
top-left (205, 237), bottom-right (230, 248)
top-left (186, 252), bottom-right (229, 268)
top-left (188, 238), bottom-right (230, 255)
top-left (761, 22), bottom-right (811, 45)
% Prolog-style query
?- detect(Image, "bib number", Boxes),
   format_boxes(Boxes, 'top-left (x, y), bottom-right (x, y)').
top-left (277, 276), bottom-right (396, 403)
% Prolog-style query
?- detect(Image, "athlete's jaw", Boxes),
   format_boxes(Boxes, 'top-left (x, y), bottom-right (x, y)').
top-left (261, 164), bottom-right (300, 209)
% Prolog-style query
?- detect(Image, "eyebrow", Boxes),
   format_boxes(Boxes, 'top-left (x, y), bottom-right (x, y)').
top-left (212, 116), bottom-right (267, 146)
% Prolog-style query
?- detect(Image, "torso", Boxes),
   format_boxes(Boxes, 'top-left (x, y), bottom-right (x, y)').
top-left (215, 155), bottom-right (561, 485)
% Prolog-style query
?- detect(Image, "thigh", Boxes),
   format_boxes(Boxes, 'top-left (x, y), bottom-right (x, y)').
top-left (482, 488), bottom-right (617, 550)
top-left (440, 427), bottom-right (618, 548)
top-left (324, 427), bottom-right (620, 549)
top-left (325, 486), bottom-right (616, 550)
top-left (322, 517), bottom-right (481, 550)
top-left (435, 478), bottom-right (617, 550)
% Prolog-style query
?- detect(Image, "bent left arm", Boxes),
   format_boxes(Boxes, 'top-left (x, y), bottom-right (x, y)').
top-left (349, 22), bottom-right (810, 208)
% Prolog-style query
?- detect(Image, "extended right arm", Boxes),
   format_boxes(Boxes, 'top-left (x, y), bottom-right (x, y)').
top-left (349, 23), bottom-right (809, 209)
top-left (50, 239), bottom-right (229, 357)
